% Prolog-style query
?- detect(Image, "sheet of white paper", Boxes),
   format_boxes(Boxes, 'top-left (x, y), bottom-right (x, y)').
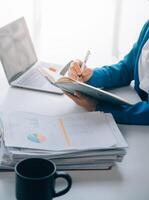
top-left (2, 111), bottom-right (118, 151)
top-left (61, 112), bottom-right (117, 149)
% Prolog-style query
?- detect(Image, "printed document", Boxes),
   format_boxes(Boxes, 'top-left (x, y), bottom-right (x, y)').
top-left (1, 111), bottom-right (122, 151)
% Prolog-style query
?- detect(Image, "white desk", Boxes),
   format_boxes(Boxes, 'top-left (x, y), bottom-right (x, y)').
top-left (0, 81), bottom-right (149, 199)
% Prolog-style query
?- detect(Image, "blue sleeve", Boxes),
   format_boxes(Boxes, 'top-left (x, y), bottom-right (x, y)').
top-left (87, 51), bottom-right (135, 89)
top-left (87, 20), bottom-right (149, 89)
top-left (96, 101), bottom-right (149, 125)
top-left (90, 20), bottom-right (149, 125)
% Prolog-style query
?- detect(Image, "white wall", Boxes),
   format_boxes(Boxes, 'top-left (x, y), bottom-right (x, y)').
top-left (118, 0), bottom-right (149, 59)
top-left (0, 0), bottom-right (35, 34)
top-left (0, 0), bottom-right (148, 68)
top-left (38, 0), bottom-right (117, 66)
top-left (35, 0), bottom-right (149, 66)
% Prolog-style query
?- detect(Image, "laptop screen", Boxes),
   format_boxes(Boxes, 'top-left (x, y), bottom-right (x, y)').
top-left (0, 17), bottom-right (37, 82)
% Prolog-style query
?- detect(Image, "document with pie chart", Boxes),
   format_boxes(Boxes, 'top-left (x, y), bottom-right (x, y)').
top-left (2, 111), bottom-right (127, 151)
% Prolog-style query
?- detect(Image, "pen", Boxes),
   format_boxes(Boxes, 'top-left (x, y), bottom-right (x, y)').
top-left (77, 50), bottom-right (91, 81)
top-left (80, 50), bottom-right (91, 74)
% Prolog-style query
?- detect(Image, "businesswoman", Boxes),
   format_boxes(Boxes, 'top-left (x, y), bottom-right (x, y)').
top-left (65, 20), bottom-right (149, 125)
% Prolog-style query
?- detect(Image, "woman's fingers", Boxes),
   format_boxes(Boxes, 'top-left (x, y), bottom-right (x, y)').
top-left (74, 59), bottom-right (82, 66)
top-left (65, 91), bottom-right (97, 111)
top-left (82, 68), bottom-right (93, 82)
top-left (69, 61), bottom-right (81, 77)
top-left (64, 91), bottom-right (75, 98)
top-left (74, 91), bottom-right (86, 99)
top-left (64, 91), bottom-right (78, 101)
top-left (64, 91), bottom-right (80, 104)
top-left (68, 60), bottom-right (92, 82)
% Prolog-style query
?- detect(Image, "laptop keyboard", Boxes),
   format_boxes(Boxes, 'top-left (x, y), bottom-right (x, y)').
top-left (16, 67), bottom-right (48, 87)
top-left (12, 63), bottom-right (63, 94)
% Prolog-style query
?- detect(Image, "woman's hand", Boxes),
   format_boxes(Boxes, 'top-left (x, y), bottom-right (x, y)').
top-left (65, 91), bottom-right (97, 111)
top-left (68, 60), bottom-right (93, 82)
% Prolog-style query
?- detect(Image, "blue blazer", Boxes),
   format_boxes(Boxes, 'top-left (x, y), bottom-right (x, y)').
top-left (87, 20), bottom-right (149, 125)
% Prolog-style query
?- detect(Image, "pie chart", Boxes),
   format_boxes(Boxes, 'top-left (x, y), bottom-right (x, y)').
top-left (27, 133), bottom-right (47, 143)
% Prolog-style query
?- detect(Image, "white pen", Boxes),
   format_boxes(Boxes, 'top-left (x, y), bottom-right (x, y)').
top-left (80, 50), bottom-right (91, 74)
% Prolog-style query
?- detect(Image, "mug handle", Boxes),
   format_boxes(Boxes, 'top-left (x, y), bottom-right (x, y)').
top-left (53, 171), bottom-right (72, 197)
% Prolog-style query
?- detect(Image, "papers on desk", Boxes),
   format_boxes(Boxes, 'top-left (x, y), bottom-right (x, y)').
top-left (0, 111), bottom-right (128, 170)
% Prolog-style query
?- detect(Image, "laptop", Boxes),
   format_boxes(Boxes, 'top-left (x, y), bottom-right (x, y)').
top-left (0, 17), bottom-right (63, 94)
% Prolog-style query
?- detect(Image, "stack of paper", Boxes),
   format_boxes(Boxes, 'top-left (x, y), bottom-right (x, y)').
top-left (0, 111), bottom-right (128, 170)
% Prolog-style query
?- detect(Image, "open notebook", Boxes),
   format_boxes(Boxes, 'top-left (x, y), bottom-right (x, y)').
top-left (39, 67), bottom-right (133, 106)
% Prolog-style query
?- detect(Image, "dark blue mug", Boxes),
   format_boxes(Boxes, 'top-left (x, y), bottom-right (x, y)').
top-left (15, 158), bottom-right (72, 200)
